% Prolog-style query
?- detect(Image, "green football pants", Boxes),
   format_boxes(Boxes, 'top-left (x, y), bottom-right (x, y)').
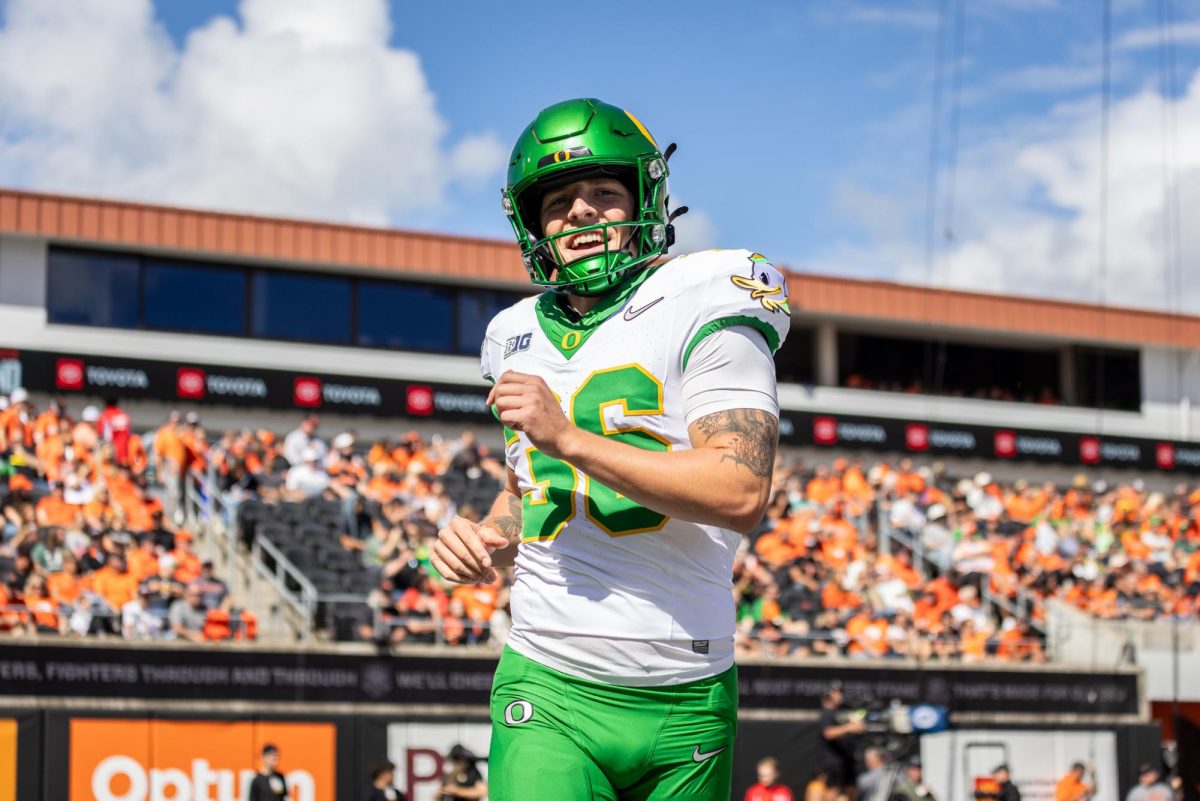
top-left (488, 646), bottom-right (738, 801)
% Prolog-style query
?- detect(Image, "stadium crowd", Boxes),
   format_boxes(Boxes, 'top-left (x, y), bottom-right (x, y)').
top-left (2, 386), bottom-right (1198, 658)
top-left (0, 390), bottom-right (252, 640)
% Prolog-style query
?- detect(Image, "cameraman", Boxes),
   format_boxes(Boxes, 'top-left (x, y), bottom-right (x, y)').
top-left (819, 682), bottom-right (865, 793)
top-left (438, 745), bottom-right (486, 801)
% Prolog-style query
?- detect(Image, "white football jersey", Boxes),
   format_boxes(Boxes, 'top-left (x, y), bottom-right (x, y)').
top-left (480, 249), bottom-right (791, 685)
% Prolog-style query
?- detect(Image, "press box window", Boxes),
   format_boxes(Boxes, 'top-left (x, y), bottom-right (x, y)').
top-left (357, 281), bottom-right (454, 351)
top-left (457, 290), bottom-right (525, 354)
top-left (47, 248), bottom-right (140, 329)
top-left (252, 271), bottom-right (351, 343)
top-left (143, 260), bottom-right (247, 336)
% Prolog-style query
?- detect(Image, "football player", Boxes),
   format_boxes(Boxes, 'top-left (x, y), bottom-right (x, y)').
top-left (431, 97), bottom-right (791, 801)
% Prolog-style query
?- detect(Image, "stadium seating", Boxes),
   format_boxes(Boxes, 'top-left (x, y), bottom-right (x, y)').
top-left (0, 397), bottom-right (247, 641)
top-left (3, 387), bottom-right (1197, 659)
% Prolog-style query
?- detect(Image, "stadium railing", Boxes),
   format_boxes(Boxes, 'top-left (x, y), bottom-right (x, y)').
top-left (181, 466), bottom-right (369, 642)
top-left (874, 500), bottom-right (1046, 635)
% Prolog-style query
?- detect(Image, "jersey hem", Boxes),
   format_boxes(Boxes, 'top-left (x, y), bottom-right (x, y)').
top-left (506, 632), bottom-right (735, 687)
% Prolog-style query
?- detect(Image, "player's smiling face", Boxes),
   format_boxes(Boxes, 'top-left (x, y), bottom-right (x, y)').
top-left (539, 176), bottom-right (635, 265)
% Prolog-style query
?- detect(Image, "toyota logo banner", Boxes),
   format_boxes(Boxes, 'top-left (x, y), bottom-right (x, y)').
top-left (11, 348), bottom-right (494, 421)
top-left (9, 347), bottom-right (1200, 470)
top-left (776, 409), bottom-right (1200, 473)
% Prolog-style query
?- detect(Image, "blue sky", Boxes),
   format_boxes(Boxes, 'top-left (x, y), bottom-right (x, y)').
top-left (2, 0), bottom-right (1200, 310)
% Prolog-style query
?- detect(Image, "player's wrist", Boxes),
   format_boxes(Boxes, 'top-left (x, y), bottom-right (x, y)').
top-left (549, 424), bottom-right (587, 462)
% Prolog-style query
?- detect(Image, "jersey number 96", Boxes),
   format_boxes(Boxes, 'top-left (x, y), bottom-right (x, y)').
top-left (522, 364), bottom-right (669, 540)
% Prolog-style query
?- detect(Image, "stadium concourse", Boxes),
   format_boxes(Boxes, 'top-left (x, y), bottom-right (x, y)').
top-left (1, 387), bottom-right (1196, 658)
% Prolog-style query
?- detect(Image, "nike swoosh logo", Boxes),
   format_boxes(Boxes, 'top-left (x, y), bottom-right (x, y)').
top-left (623, 296), bottom-right (664, 321)
top-left (692, 746), bottom-right (726, 763)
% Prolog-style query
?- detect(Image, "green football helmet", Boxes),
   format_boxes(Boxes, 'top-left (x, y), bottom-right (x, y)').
top-left (503, 98), bottom-right (676, 296)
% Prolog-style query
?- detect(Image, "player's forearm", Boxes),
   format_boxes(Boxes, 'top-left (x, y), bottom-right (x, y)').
top-left (556, 423), bottom-right (773, 534)
top-left (480, 486), bottom-right (522, 544)
top-left (478, 471), bottom-right (522, 566)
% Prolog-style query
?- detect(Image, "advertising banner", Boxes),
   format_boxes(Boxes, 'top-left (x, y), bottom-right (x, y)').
top-left (5, 344), bottom-right (1199, 470)
top-left (0, 643), bottom-right (1141, 717)
top-left (69, 718), bottom-right (334, 801)
top-left (921, 730), bottom-right (1118, 801)
top-left (387, 722), bottom-right (491, 801)
top-left (8, 347), bottom-right (494, 421)
top-left (779, 409), bottom-right (1200, 473)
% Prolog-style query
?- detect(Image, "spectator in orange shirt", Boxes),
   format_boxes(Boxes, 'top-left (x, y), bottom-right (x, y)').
top-left (47, 556), bottom-right (84, 613)
top-left (127, 433), bottom-right (149, 477)
top-left (35, 425), bottom-right (67, 485)
top-left (3, 474), bottom-right (34, 541)
top-left (1055, 764), bottom-right (1094, 801)
top-left (1185, 551), bottom-right (1200, 587)
top-left (73, 405), bottom-right (100, 452)
top-left (22, 574), bottom-right (64, 634)
top-left (171, 531), bottom-right (202, 584)
top-left (83, 486), bottom-right (117, 533)
top-left (0, 387), bottom-right (33, 450)
top-left (153, 411), bottom-right (186, 522)
top-left (32, 397), bottom-right (69, 445)
top-left (877, 548), bottom-right (922, 589)
top-left (894, 458), bottom-right (926, 496)
top-left (805, 465), bottom-right (838, 506)
top-left (843, 458), bottom-right (873, 503)
top-left (92, 555), bottom-right (141, 619)
top-left (126, 535), bottom-right (160, 582)
top-left (959, 619), bottom-right (990, 661)
top-left (845, 612), bottom-right (889, 657)
top-left (755, 518), bottom-right (809, 568)
top-left (36, 484), bottom-right (82, 530)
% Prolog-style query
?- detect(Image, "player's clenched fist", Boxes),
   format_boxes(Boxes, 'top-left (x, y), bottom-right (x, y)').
top-left (431, 515), bottom-right (510, 584)
top-left (487, 371), bottom-right (576, 458)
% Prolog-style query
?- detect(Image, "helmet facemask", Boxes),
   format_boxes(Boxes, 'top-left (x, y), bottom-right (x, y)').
top-left (505, 154), bottom-right (672, 297)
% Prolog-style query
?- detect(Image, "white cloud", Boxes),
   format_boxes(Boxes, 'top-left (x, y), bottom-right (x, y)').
top-left (1116, 20), bottom-right (1200, 51)
top-left (991, 62), bottom-right (1103, 94)
top-left (817, 0), bottom-right (1060, 31)
top-left (0, 0), bottom-right (505, 225)
top-left (817, 67), bottom-right (1200, 313)
top-left (826, 3), bottom-right (940, 31)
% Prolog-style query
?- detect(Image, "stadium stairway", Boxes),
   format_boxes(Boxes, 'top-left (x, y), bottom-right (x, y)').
top-left (182, 478), bottom-right (315, 643)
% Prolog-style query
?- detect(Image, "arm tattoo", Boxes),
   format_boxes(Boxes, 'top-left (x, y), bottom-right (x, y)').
top-left (694, 408), bottom-right (778, 479)
top-left (490, 492), bottom-right (523, 542)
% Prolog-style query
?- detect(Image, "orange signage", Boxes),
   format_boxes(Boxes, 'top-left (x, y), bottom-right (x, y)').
top-left (69, 718), bottom-right (334, 801)
top-left (0, 719), bottom-right (15, 801)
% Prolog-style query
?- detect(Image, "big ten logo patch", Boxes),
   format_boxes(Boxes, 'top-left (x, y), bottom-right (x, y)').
top-left (504, 333), bottom-right (532, 359)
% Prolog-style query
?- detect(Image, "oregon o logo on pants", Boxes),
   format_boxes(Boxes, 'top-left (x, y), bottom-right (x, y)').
top-left (504, 700), bottom-right (534, 726)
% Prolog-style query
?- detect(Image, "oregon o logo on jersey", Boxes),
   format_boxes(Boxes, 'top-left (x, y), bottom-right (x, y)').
top-left (504, 700), bottom-right (534, 726)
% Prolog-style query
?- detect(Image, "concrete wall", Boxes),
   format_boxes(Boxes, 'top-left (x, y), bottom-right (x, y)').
top-left (0, 235), bottom-right (46, 308)
top-left (1046, 601), bottom-right (1198, 702)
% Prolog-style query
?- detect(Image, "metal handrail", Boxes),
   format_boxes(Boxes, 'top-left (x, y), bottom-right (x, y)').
top-left (251, 533), bottom-right (318, 639)
top-left (184, 465), bottom-right (375, 642)
top-left (372, 612), bottom-right (497, 646)
top-left (873, 502), bottom-right (1047, 636)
